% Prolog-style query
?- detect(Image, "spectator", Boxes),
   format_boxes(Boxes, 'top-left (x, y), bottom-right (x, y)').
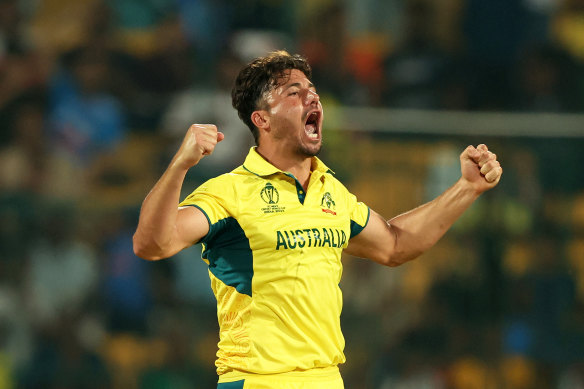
top-left (160, 48), bottom-right (251, 183)
top-left (462, 0), bottom-right (529, 109)
top-left (551, 0), bottom-right (584, 62)
top-left (380, 1), bottom-right (450, 109)
top-left (23, 205), bottom-right (99, 328)
top-left (514, 45), bottom-right (579, 112)
top-left (0, 0), bottom-right (50, 109)
top-left (48, 44), bottom-right (127, 166)
top-left (100, 210), bottom-right (153, 333)
top-left (0, 92), bottom-right (48, 194)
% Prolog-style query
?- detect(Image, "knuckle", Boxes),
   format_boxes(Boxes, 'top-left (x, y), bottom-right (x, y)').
top-left (481, 161), bottom-right (495, 173)
top-left (192, 123), bottom-right (217, 132)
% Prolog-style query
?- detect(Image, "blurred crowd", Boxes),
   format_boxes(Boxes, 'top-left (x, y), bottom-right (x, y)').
top-left (1, 0), bottom-right (584, 388)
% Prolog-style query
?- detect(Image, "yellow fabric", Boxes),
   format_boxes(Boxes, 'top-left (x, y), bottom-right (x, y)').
top-left (216, 366), bottom-right (343, 388)
top-left (241, 377), bottom-right (344, 389)
top-left (180, 147), bottom-right (369, 378)
top-left (224, 366), bottom-right (344, 388)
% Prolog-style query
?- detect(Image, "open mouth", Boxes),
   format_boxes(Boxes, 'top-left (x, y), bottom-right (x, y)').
top-left (304, 111), bottom-right (321, 140)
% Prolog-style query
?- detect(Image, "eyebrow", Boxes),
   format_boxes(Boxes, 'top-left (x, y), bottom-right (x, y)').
top-left (282, 82), bottom-right (316, 92)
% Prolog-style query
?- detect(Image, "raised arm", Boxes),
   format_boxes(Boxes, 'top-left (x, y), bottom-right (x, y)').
top-left (133, 124), bottom-right (224, 260)
top-left (345, 144), bottom-right (502, 266)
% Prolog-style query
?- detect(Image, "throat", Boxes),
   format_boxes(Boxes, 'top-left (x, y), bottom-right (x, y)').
top-left (256, 145), bottom-right (314, 185)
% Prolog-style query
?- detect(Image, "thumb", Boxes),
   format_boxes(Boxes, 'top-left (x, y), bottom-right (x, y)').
top-left (217, 131), bottom-right (225, 142)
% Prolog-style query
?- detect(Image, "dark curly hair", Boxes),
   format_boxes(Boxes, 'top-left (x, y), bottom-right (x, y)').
top-left (231, 50), bottom-right (312, 145)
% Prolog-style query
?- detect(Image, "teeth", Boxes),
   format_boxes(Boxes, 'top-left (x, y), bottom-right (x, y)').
top-left (305, 112), bottom-right (319, 140)
top-left (306, 124), bottom-right (318, 139)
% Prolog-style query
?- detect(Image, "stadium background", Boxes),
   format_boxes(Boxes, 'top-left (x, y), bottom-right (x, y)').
top-left (1, 0), bottom-right (584, 388)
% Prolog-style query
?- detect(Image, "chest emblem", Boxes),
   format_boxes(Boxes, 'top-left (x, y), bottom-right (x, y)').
top-left (321, 192), bottom-right (337, 215)
top-left (260, 182), bottom-right (286, 214)
top-left (260, 182), bottom-right (279, 204)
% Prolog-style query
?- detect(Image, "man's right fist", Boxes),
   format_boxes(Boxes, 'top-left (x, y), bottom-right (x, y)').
top-left (175, 124), bottom-right (225, 169)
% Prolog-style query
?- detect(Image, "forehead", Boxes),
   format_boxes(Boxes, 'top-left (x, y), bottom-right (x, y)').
top-left (274, 69), bottom-right (311, 89)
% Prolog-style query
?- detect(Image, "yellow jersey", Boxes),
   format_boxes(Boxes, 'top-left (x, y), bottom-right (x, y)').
top-left (179, 147), bottom-right (370, 382)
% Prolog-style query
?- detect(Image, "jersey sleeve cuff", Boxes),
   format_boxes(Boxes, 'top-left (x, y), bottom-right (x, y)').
top-left (350, 207), bottom-right (370, 238)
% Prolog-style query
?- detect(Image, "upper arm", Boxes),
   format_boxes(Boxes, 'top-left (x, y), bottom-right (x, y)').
top-left (345, 209), bottom-right (398, 266)
top-left (175, 205), bottom-right (210, 250)
top-left (133, 205), bottom-right (210, 261)
top-left (175, 175), bottom-right (234, 253)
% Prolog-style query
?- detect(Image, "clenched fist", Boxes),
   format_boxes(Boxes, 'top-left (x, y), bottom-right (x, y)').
top-left (175, 124), bottom-right (225, 169)
top-left (460, 144), bottom-right (503, 194)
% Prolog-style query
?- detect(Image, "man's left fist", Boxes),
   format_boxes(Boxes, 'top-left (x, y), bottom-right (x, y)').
top-left (460, 144), bottom-right (503, 193)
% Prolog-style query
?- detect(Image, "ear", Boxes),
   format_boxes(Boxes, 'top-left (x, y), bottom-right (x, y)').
top-left (251, 110), bottom-right (270, 131)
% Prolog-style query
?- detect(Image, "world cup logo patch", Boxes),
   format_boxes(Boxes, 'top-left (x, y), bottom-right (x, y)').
top-left (260, 182), bottom-right (279, 204)
top-left (260, 182), bottom-right (285, 214)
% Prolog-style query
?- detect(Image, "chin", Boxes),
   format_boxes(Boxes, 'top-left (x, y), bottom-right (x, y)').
top-left (298, 143), bottom-right (322, 158)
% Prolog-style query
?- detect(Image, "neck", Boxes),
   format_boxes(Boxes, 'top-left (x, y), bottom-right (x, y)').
top-left (256, 145), bottom-right (313, 189)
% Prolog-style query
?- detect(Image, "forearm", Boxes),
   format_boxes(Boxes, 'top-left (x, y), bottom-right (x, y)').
top-left (347, 144), bottom-right (501, 266)
top-left (388, 177), bottom-right (479, 264)
top-left (133, 124), bottom-right (223, 259)
top-left (133, 157), bottom-right (189, 259)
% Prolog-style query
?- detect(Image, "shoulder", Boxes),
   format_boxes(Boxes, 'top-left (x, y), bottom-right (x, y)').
top-left (323, 171), bottom-right (355, 199)
top-left (196, 165), bottom-right (249, 191)
top-left (181, 165), bottom-right (256, 205)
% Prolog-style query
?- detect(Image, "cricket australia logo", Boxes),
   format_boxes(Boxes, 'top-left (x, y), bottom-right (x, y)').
top-left (260, 182), bottom-right (285, 214)
top-left (321, 192), bottom-right (337, 215)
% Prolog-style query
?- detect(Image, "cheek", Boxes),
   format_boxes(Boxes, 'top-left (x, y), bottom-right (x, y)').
top-left (271, 105), bottom-right (301, 125)
top-left (270, 101), bottom-right (297, 116)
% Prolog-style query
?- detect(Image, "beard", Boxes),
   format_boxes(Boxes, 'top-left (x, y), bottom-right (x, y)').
top-left (272, 122), bottom-right (323, 158)
top-left (295, 139), bottom-right (322, 158)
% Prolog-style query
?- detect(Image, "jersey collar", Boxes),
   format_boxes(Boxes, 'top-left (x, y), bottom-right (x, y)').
top-left (242, 147), bottom-right (334, 177)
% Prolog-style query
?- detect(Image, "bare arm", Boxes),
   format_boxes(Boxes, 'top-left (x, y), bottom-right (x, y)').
top-left (133, 124), bottom-right (224, 260)
top-left (345, 144), bottom-right (503, 266)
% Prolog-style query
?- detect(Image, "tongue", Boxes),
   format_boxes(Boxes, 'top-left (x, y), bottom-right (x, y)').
top-left (305, 123), bottom-right (316, 134)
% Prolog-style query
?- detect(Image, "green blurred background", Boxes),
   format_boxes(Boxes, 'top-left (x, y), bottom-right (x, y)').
top-left (1, 0), bottom-right (584, 388)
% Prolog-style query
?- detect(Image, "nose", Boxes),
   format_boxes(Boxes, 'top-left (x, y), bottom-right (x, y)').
top-left (304, 89), bottom-right (320, 105)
